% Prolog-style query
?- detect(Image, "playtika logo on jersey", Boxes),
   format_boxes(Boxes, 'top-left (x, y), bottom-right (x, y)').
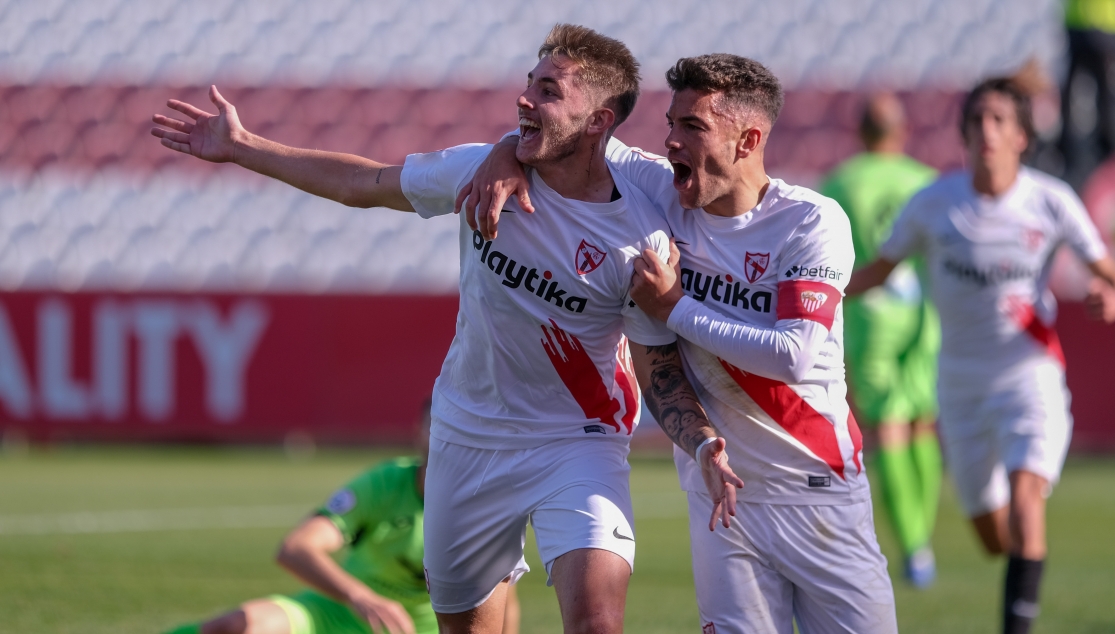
top-left (472, 230), bottom-right (589, 313)
top-left (744, 252), bottom-right (769, 283)
top-left (575, 240), bottom-right (607, 275)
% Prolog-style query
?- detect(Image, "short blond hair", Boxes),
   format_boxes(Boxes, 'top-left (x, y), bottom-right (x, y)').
top-left (538, 24), bottom-right (641, 128)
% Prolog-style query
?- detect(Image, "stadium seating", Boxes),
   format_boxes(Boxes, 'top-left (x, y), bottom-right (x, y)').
top-left (0, 0), bottom-right (1062, 291)
top-left (0, 0), bottom-right (1062, 86)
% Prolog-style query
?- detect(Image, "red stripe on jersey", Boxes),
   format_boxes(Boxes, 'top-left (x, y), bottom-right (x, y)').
top-left (615, 343), bottom-right (639, 434)
top-left (718, 358), bottom-right (847, 479)
top-left (848, 411), bottom-right (863, 474)
top-left (541, 320), bottom-right (629, 434)
top-left (776, 280), bottom-right (840, 329)
top-left (1006, 299), bottom-right (1066, 366)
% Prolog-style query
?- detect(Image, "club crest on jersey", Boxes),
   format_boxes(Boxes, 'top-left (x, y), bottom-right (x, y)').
top-left (800, 290), bottom-right (828, 313)
top-left (575, 240), bottom-right (607, 275)
top-left (744, 252), bottom-right (769, 283)
top-left (1022, 227), bottom-right (1045, 251)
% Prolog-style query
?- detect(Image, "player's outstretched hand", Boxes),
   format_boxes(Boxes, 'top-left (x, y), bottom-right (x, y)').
top-left (454, 136), bottom-right (534, 241)
top-left (1084, 278), bottom-right (1115, 323)
top-left (699, 437), bottom-right (744, 531)
top-left (631, 239), bottom-right (685, 322)
top-left (150, 85), bottom-right (244, 163)
top-left (348, 586), bottom-right (417, 634)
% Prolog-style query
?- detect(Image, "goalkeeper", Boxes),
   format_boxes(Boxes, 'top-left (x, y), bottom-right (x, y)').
top-left (162, 402), bottom-right (520, 634)
top-left (820, 93), bottom-right (942, 588)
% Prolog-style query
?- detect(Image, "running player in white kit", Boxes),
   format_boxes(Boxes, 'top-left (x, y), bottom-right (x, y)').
top-left (462, 54), bottom-right (897, 634)
top-left (150, 25), bottom-right (743, 634)
top-left (848, 77), bottom-right (1115, 634)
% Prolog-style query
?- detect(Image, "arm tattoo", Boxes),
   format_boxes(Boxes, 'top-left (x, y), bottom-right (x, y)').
top-left (639, 342), bottom-right (716, 458)
top-left (375, 168), bottom-right (384, 185)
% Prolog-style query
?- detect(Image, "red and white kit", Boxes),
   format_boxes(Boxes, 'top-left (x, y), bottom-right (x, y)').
top-left (401, 143), bottom-right (676, 612)
top-left (879, 168), bottom-right (1107, 516)
top-left (607, 138), bottom-right (896, 634)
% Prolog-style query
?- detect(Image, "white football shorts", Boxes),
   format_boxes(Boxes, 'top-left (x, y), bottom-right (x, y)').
top-left (687, 493), bottom-right (897, 634)
top-left (422, 435), bottom-right (636, 614)
top-left (938, 359), bottom-right (1072, 517)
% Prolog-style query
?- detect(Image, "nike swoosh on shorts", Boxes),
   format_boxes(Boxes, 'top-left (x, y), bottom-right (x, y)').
top-left (613, 527), bottom-right (634, 542)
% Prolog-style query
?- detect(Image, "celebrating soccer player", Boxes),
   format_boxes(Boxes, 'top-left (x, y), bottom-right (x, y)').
top-left (151, 24), bottom-right (742, 634)
top-left (820, 93), bottom-right (943, 588)
top-left (848, 77), bottom-right (1115, 634)
top-left (462, 54), bottom-right (897, 633)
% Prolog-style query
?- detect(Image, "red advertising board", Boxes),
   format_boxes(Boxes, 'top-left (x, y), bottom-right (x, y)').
top-left (0, 292), bottom-right (1112, 451)
top-left (1057, 302), bottom-right (1115, 452)
top-left (0, 292), bottom-right (458, 444)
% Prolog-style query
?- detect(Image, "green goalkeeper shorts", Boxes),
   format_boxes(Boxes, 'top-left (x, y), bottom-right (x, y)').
top-left (844, 296), bottom-right (939, 426)
top-left (267, 590), bottom-right (437, 634)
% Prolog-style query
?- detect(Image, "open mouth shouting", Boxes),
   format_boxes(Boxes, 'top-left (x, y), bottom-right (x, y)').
top-left (670, 158), bottom-right (693, 190)
top-left (519, 116), bottom-right (542, 142)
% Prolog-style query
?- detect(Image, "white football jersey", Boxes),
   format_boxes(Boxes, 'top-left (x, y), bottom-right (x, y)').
top-left (879, 168), bottom-right (1106, 385)
top-left (606, 139), bottom-right (869, 504)
top-left (402, 144), bottom-right (676, 449)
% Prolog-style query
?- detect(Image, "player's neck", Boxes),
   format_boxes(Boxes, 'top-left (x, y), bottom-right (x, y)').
top-left (971, 161), bottom-right (1020, 198)
top-left (865, 135), bottom-right (906, 155)
top-left (703, 165), bottom-right (770, 218)
top-left (533, 136), bottom-right (615, 204)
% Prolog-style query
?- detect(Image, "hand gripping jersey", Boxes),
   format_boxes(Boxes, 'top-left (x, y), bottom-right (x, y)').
top-left (606, 139), bottom-right (868, 504)
top-left (878, 168), bottom-right (1107, 384)
top-left (402, 144), bottom-right (676, 449)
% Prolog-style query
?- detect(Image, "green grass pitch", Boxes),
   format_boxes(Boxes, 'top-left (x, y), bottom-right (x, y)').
top-left (1, 446), bottom-right (1113, 633)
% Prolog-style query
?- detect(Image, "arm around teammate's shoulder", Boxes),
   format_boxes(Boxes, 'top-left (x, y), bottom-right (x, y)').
top-left (151, 85), bottom-right (414, 212)
top-left (602, 136), bottom-right (677, 218)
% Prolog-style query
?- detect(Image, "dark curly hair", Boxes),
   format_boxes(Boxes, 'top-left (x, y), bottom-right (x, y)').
top-left (665, 54), bottom-right (784, 126)
top-left (960, 77), bottom-right (1035, 152)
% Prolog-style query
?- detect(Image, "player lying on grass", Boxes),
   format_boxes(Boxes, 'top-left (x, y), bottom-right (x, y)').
top-left (460, 53), bottom-right (897, 634)
top-left (161, 402), bottom-right (519, 634)
top-left (820, 93), bottom-right (943, 588)
top-left (847, 77), bottom-right (1115, 634)
top-left (152, 24), bottom-right (742, 634)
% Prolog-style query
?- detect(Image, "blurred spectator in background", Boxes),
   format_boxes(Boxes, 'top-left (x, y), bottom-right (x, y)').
top-left (820, 94), bottom-right (942, 589)
top-left (1059, 0), bottom-right (1115, 187)
top-left (162, 400), bottom-right (520, 634)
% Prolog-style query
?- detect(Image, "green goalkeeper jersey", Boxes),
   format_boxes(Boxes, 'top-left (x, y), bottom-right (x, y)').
top-left (317, 458), bottom-right (427, 609)
top-left (820, 152), bottom-right (936, 271)
top-left (822, 151), bottom-right (940, 425)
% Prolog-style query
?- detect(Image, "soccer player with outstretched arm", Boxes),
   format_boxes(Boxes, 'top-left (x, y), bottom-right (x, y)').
top-left (847, 77), bottom-right (1115, 634)
top-left (151, 25), bottom-right (742, 634)
top-left (462, 54), bottom-right (897, 633)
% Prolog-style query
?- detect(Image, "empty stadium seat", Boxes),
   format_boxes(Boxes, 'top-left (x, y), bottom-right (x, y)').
top-left (0, 0), bottom-right (1064, 292)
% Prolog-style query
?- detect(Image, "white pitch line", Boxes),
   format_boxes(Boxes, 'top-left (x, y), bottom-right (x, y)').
top-left (0, 494), bottom-right (688, 536)
top-left (0, 505), bottom-right (311, 536)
